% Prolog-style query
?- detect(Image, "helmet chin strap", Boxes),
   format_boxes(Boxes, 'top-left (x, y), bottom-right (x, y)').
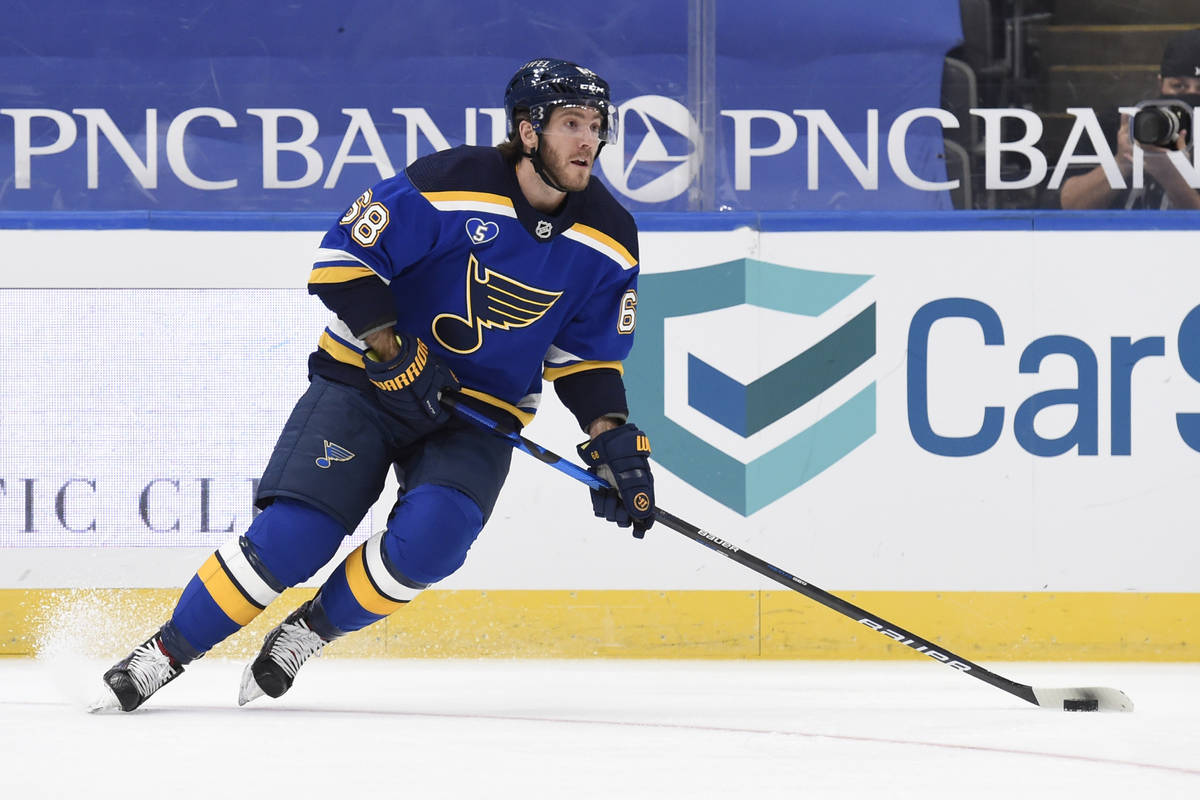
top-left (526, 136), bottom-right (572, 194)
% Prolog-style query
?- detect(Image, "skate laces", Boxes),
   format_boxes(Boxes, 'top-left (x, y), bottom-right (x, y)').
top-left (125, 639), bottom-right (178, 697)
top-left (268, 618), bottom-right (325, 678)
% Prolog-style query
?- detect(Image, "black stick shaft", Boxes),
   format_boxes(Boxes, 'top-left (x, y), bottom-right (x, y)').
top-left (444, 397), bottom-right (1038, 707)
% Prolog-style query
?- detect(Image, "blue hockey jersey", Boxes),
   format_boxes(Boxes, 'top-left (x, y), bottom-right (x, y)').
top-left (306, 145), bottom-right (640, 426)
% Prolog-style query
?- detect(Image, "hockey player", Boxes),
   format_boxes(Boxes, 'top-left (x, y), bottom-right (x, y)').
top-left (93, 58), bottom-right (655, 712)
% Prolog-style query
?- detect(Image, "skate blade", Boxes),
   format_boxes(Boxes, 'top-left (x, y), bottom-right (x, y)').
top-left (237, 663), bottom-right (266, 707)
top-left (88, 685), bottom-right (121, 714)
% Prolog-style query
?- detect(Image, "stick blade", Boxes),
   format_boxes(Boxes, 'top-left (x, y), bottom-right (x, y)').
top-left (1031, 686), bottom-right (1133, 712)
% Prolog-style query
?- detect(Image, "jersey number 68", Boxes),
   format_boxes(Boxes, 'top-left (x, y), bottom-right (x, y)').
top-left (339, 189), bottom-right (392, 248)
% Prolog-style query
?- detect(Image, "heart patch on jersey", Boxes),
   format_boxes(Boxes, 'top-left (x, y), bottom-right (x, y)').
top-left (465, 218), bottom-right (500, 245)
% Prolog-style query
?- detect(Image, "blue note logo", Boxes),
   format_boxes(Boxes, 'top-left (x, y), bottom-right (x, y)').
top-left (624, 259), bottom-right (876, 515)
top-left (316, 440), bottom-right (355, 469)
top-left (433, 252), bottom-right (563, 354)
top-left (466, 218), bottom-right (500, 245)
top-left (598, 95), bottom-right (699, 204)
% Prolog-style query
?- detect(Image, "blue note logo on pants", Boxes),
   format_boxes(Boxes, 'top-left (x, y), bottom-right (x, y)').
top-left (316, 440), bottom-right (355, 469)
top-left (625, 258), bottom-right (875, 516)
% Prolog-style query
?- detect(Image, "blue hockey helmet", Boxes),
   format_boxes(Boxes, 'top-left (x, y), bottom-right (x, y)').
top-left (503, 58), bottom-right (618, 144)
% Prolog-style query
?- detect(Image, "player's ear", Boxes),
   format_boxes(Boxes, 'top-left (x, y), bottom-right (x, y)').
top-left (519, 118), bottom-right (538, 151)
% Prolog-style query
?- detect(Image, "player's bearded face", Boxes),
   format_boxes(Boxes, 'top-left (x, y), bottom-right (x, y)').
top-left (538, 107), bottom-right (603, 192)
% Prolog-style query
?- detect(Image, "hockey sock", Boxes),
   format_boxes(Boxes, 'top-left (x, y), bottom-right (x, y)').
top-left (312, 485), bottom-right (483, 635)
top-left (168, 537), bottom-right (283, 658)
top-left (312, 531), bottom-right (426, 635)
top-left (168, 499), bottom-right (345, 657)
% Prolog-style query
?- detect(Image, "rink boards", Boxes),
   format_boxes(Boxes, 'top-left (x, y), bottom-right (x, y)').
top-left (3, 587), bottom-right (1197, 660)
top-left (2, 212), bottom-right (1198, 659)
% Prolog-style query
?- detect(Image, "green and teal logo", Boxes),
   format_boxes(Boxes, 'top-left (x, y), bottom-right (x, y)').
top-left (626, 258), bottom-right (875, 515)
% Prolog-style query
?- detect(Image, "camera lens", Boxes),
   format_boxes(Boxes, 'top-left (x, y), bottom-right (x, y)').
top-left (1131, 106), bottom-right (1183, 147)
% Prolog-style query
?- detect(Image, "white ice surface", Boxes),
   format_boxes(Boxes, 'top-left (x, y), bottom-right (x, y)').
top-left (2, 657), bottom-right (1197, 799)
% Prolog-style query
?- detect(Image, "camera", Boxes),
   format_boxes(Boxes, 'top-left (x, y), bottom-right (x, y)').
top-left (1130, 98), bottom-right (1194, 147)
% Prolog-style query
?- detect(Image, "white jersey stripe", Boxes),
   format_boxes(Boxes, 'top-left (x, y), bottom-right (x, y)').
top-left (326, 317), bottom-right (368, 350)
top-left (312, 248), bottom-right (390, 285)
top-left (560, 228), bottom-right (636, 271)
top-left (544, 344), bottom-right (584, 365)
top-left (427, 200), bottom-right (518, 217)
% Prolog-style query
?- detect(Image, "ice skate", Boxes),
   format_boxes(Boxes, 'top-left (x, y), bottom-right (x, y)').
top-left (89, 634), bottom-right (184, 712)
top-left (238, 600), bottom-right (327, 706)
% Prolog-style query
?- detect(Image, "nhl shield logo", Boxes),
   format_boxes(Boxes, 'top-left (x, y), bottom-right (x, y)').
top-left (535, 220), bottom-right (553, 239)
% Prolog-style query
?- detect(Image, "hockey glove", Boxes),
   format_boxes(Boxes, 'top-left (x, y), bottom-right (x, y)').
top-left (364, 334), bottom-right (460, 424)
top-left (577, 423), bottom-right (655, 537)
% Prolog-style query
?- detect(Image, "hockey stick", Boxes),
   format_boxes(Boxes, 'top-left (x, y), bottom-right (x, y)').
top-left (444, 395), bottom-right (1133, 712)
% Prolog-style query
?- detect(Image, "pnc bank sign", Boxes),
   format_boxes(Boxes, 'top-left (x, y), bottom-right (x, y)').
top-left (0, 100), bottom-right (705, 201)
top-left (4, 96), bottom-right (1174, 206)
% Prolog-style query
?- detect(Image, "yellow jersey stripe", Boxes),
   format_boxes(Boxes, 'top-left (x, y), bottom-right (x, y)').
top-left (458, 388), bottom-right (536, 426)
top-left (309, 266), bottom-right (380, 284)
top-left (318, 331), bottom-right (366, 368)
top-left (566, 223), bottom-right (637, 268)
top-left (198, 554), bottom-right (264, 627)
top-left (345, 545), bottom-right (406, 617)
top-left (543, 360), bottom-right (625, 381)
top-left (422, 190), bottom-right (515, 208)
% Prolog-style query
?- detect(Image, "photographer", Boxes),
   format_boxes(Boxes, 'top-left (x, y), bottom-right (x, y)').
top-left (1060, 29), bottom-right (1200, 210)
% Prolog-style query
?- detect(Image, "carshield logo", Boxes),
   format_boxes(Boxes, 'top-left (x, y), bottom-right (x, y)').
top-left (599, 95), bottom-right (700, 203)
top-left (625, 259), bottom-right (876, 515)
